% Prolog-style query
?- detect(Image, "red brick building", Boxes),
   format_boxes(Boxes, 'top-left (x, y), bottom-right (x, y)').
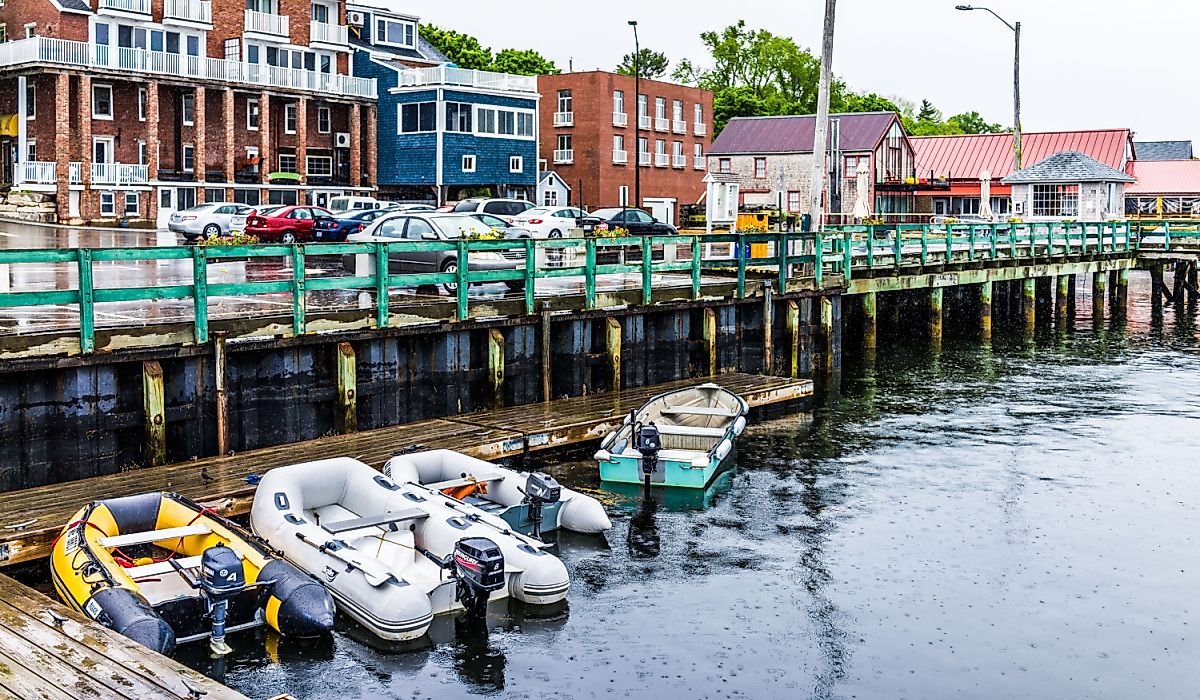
top-left (0, 0), bottom-right (377, 226)
top-left (537, 71), bottom-right (712, 226)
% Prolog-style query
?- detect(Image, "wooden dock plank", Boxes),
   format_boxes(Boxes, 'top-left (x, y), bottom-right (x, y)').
top-left (0, 373), bottom-right (810, 567)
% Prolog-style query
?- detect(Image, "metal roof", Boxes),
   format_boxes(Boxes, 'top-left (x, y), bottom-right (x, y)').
top-left (708, 112), bottom-right (900, 155)
top-left (912, 129), bottom-right (1130, 181)
top-left (1133, 141), bottom-right (1193, 161)
top-left (1126, 160), bottom-right (1200, 195)
top-left (1000, 151), bottom-right (1135, 185)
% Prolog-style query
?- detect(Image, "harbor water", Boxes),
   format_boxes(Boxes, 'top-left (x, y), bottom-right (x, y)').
top-left (167, 272), bottom-right (1197, 698)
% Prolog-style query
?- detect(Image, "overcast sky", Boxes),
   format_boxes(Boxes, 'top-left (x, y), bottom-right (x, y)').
top-left (422, 0), bottom-right (1194, 146)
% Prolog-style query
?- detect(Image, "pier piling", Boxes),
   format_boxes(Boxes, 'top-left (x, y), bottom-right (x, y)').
top-left (214, 332), bottom-right (229, 456)
top-left (819, 296), bottom-right (835, 371)
top-left (1022, 277), bottom-right (1037, 333)
top-left (762, 286), bottom-right (774, 374)
top-left (703, 307), bottom-right (718, 376)
top-left (487, 330), bottom-right (505, 409)
top-left (1093, 271), bottom-right (1107, 321)
top-left (336, 342), bottom-right (357, 434)
top-left (142, 360), bottom-right (166, 467)
top-left (787, 300), bottom-right (801, 379)
top-left (1115, 269), bottom-right (1130, 317)
top-left (979, 281), bottom-right (992, 341)
top-left (1056, 274), bottom-right (1070, 325)
top-left (862, 291), bottom-right (878, 351)
top-left (605, 317), bottom-right (622, 393)
top-left (930, 287), bottom-right (944, 346)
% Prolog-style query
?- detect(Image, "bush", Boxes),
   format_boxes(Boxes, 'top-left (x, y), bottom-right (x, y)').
top-left (199, 233), bottom-right (261, 247)
top-left (591, 226), bottom-right (631, 238)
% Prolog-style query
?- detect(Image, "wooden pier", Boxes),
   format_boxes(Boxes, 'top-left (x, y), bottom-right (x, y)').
top-left (0, 372), bottom-right (810, 567)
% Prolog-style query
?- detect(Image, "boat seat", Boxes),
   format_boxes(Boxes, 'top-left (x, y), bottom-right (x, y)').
top-left (126, 550), bottom-right (244, 580)
top-left (98, 524), bottom-right (212, 549)
top-left (322, 508), bottom-right (429, 535)
top-left (463, 496), bottom-right (506, 513)
top-left (661, 407), bottom-right (739, 418)
top-left (652, 425), bottom-right (728, 438)
top-left (425, 475), bottom-right (505, 491)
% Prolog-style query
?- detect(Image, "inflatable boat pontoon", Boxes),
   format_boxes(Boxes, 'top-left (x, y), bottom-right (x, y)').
top-left (251, 457), bottom-right (571, 641)
top-left (384, 450), bottom-right (611, 537)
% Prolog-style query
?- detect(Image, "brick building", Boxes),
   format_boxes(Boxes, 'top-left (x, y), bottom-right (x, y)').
top-left (537, 71), bottom-right (712, 226)
top-left (0, 0), bottom-right (378, 226)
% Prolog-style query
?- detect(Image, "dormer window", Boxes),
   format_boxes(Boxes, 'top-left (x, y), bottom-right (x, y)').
top-left (375, 18), bottom-right (415, 48)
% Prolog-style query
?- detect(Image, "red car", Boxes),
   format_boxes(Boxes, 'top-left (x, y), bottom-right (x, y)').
top-left (243, 205), bottom-right (333, 243)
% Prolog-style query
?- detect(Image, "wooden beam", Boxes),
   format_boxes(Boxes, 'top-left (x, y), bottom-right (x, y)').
top-left (336, 341), bottom-right (357, 434)
top-left (541, 309), bottom-right (552, 402)
top-left (1023, 277), bottom-right (1036, 333)
top-left (861, 291), bottom-right (877, 351)
top-left (845, 258), bottom-right (1136, 295)
top-left (762, 284), bottom-right (774, 374)
top-left (703, 307), bottom-right (718, 376)
top-left (605, 317), bottom-right (621, 393)
top-left (819, 296), bottom-right (834, 371)
top-left (979, 281), bottom-right (992, 342)
top-left (929, 287), bottom-right (943, 345)
top-left (213, 332), bottom-right (229, 456)
top-left (487, 328), bottom-right (505, 409)
top-left (1093, 270), bottom-right (1107, 321)
top-left (786, 300), bottom-right (800, 379)
top-left (142, 360), bottom-right (166, 467)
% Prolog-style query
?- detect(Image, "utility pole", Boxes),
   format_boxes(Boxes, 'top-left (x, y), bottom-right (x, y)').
top-left (1013, 20), bottom-right (1022, 169)
top-left (807, 0), bottom-right (836, 230)
top-left (629, 21), bottom-right (641, 212)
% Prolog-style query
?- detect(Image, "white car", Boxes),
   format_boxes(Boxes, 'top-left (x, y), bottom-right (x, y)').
top-left (230, 205), bottom-right (284, 234)
top-left (511, 206), bottom-right (588, 238)
top-left (168, 203), bottom-right (254, 241)
top-left (450, 198), bottom-right (535, 224)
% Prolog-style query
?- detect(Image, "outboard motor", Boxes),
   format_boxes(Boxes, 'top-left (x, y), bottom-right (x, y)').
top-left (452, 537), bottom-right (505, 619)
top-left (636, 423), bottom-right (662, 491)
top-left (199, 543), bottom-right (246, 656)
top-left (522, 472), bottom-right (561, 540)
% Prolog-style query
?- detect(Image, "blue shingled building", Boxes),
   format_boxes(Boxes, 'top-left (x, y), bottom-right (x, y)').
top-left (347, 2), bottom-right (540, 203)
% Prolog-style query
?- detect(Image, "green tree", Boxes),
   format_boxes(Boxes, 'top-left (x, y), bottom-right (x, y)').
top-left (838, 92), bottom-right (901, 114)
top-left (490, 48), bottom-right (560, 76)
top-left (420, 24), bottom-right (493, 71)
top-left (947, 111), bottom-right (1007, 134)
top-left (617, 48), bottom-right (670, 80)
top-left (916, 99), bottom-right (941, 123)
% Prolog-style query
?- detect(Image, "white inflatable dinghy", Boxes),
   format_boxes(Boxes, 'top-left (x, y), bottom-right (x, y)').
top-left (251, 457), bottom-right (570, 641)
top-left (384, 450), bottom-right (611, 537)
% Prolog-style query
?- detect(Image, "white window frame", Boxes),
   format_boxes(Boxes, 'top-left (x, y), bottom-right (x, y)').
top-left (182, 143), bottom-right (195, 172)
top-left (374, 17), bottom-right (415, 48)
top-left (181, 92), bottom-right (195, 127)
top-left (137, 140), bottom-right (148, 166)
top-left (317, 105), bottom-right (331, 134)
top-left (24, 139), bottom-right (35, 162)
top-left (462, 154), bottom-right (477, 173)
top-left (92, 84), bottom-right (114, 120)
top-left (399, 101), bottom-right (436, 134)
top-left (613, 90), bottom-right (624, 114)
top-left (509, 156), bottom-right (523, 173)
top-left (137, 87), bottom-right (147, 122)
top-left (306, 155), bottom-right (333, 177)
top-left (284, 103), bottom-right (297, 135)
top-left (247, 98), bottom-right (260, 131)
top-left (100, 192), bottom-right (116, 217)
top-left (543, 188), bottom-right (558, 207)
top-left (474, 106), bottom-right (536, 140)
top-left (24, 22), bottom-right (36, 39)
top-left (754, 157), bottom-right (767, 179)
top-left (278, 153), bottom-right (298, 173)
top-left (26, 81), bottom-right (35, 120)
top-left (124, 192), bottom-right (139, 216)
top-left (0, 25), bottom-right (7, 43)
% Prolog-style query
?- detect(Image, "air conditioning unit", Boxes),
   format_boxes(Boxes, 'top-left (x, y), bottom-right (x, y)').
top-left (1014, 200), bottom-right (1024, 215)
top-left (346, 11), bottom-right (364, 26)
top-left (335, 132), bottom-right (351, 148)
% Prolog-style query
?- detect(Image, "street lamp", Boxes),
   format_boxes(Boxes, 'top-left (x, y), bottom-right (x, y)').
top-left (628, 20), bottom-right (641, 211)
top-left (956, 4), bottom-right (1022, 170)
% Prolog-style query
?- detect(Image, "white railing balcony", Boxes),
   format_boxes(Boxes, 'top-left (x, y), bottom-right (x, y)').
top-left (695, 122), bottom-right (707, 137)
top-left (98, 0), bottom-right (150, 14)
top-left (672, 155), bottom-right (686, 168)
top-left (20, 161), bottom-right (57, 185)
top-left (91, 162), bottom-right (149, 185)
top-left (164, 0), bottom-right (211, 24)
top-left (613, 112), bottom-right (628, 127)
top-left (69, 162), bottom-right (82, 184)
top-left (655, 117), bottom-right (669, 132)
top-left (673, 119), bottom-right (687, 134)
top-left (654, 153), bottom-right (669, 167)
top-left (309, 21), bottom-right (348, 47)
top-left (638, 152), bottom-right (651, 166)
top-left (638, 115), bottom-right (651, 130)
top-left (395, 65), bottom-right (538, 94)
top-left (694, 156), bottom-right (706, 170)
top-left (244, 9), bottom-right (289, 39)
top-left (612, 149), bottom-right (628, 164)
top-left (553, 149), bottom-right (574, 164)
top-left (0, 37), bottom-right (376, 99)
top-left (553, 111), bottom-right (574, 127)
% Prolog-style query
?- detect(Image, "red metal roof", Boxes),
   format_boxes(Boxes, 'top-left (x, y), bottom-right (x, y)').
top-left (709, 112), bottom-right (900, 155)
top-left (1126, 160), bottom-right (1200, 195)
top-left (911, 129), bottom-right (1130, 181)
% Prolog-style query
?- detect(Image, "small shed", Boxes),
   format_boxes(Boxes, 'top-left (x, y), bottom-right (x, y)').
top-left (537, 171), bottom-right (571, 208)
top-left (1001, 151), bottom-right (1135, 222)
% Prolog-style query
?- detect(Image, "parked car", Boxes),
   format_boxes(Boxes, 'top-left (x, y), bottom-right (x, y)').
top-left (230, 205), bottom-right (282, 234)
top-left (169, 203), bottom-right (253, 241)
top-left (312, 208), bottom-right (397, 242)
top-left (386, 203), bottom-right (438, 213)
top-left (328, 196), bottom-right (386, 214)
top-left (244, 205), bottom-right (334, 243)
top-left (451, 198), bottom-right (536, 223)
top-left (343, 213), bottom-right (524, 292)
top-left (585, 208), bottom-right (679, 235)
top-left (471, 212), bottom-right (533, 239)
top-left (511, 206), bottom-right (589, 238)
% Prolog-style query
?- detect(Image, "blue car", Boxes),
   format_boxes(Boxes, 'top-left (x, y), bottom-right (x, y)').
top-left (312, 209), bottom-right (396, 242)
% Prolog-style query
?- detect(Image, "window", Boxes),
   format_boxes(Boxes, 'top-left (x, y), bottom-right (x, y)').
top-left (557, 90), bottom-right (572, 114)
top-left (100, 192), bottom-right (115, 217)
top-left (207, 189), bottom-right (227, 203)
top-left (638, 94), bottom-right (647, 117)
top-left (278, 153), bottom-right (297, 172)
top-left (754, 157), bottom-right (766, 178)
top-left (0, 25), bottom-right (7, 43)
top-left (614, 134), bottom-right (625, 152)
top-left (557, 134), bottom-right (572, 151)
top-left (247, 99), bottom-right (259, 131)
top-left (24, 140), bottom-right (35, 161)
top-left (655, 139), bottom-right (666, 154)
top-left (125, 193), bottom-right (139, 216)
top-left (234, 189), bottom-right (261, 206)
top-left (92, 84), bottom-right (113, 119)
top-left (498, 110), bottom-right (515, 136)
top-left (24, 23), bottom-right (35, 39)
top-left (718, 158), bottom-right (731, 173)
top-left (137, 141), bottom-right (147, 165)
top-left (543, 188), bottom-right (558, 206)
top-left (462, 155), bottom-right (476, 172)
top-left (306, 155), bottom-right (332, 177)
top-left (516, 112), bottom-right (534, 137)
top-left (638, 136), bottom-right (648, 157)
top-left (310, 2), bottom-right (329, 23)
top-left (613, 90), bottom-right (624, 114)
top-left (1032, 184), bottom-right (1079, 218)
top-left (405, 218), bottom-right (434, 239)
top-left (509, 156), bottom-right (523, 173)
top-left (182, 143), bottom-right (195, 172)
top-left (399, 102), bottom-right (435, 133)
top-left (694, 143), bottom-right (704, 169)
top-left (375, 18), bottom-right (414, 47)
top-left (673, 99), bottom-right (683, 122)
top-left (787, 191), bottom-right (801, 212)
top-left (845, 155), bottom-right (869, 178)
top-left (446, 102), bottom-right (472, 133)
top-left (25, 81), bottom-right (34, 119)
top-left (317, 106), bottom-right (331, 134)
top-left (137, 87), bottom-right (146, 121)
top-left (181, 92), bottom-right (194, 126)
top-left (284, 103), bottom-right (297, 134)
top-left (694, 103), bottom-right (704, 124)
top-left (476, 107), bottom-right (496, 134)
top-left (655, 97), bottom-right (666, 120)
top-left (672, 141), bottom-right (684, 166)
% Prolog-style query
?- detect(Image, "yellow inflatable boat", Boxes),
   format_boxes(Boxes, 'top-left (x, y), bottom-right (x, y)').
top-left (51, 492), bottom-right (334, 655)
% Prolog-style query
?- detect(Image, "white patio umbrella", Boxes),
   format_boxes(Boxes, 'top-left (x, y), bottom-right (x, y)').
top-left (852, 168), bottom-right (871, 221)
top-left (979, 170), bottom-right (994, 220)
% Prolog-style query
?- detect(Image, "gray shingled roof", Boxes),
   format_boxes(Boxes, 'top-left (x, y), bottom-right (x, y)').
top-left (1001, 151), bottom-right (1135, 185)
top-left (54, 0), bottom-right (93, 12)
top-left (1134, 140), bottom-right (1194, 161)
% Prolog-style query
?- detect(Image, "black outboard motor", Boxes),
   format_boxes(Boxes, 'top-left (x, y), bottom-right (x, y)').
top-left (452, 537), bottom-right (505, 618)
top-left (199, 543), bottom-right (246, 656)
top-left (522, 472), bottom-right (561, 540)
top-left (636, 422), bottom-right (662, 491)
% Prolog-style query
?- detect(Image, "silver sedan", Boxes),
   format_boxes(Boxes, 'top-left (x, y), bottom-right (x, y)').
top-left (168, 203), bottom-right (253, 241)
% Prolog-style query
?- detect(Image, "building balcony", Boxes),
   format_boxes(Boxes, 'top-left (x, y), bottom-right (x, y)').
top-left (553, 149), bottom-right (574, 164)
top-left (612, 149), bottom-right (628, 164)
top-left (0, 37), bottom-right (376, 99)
top-left (654, 153), bottom-right (669, 167)
top-left (91, 162), bottom-right (150, 185)
top-left (672, 119), bottom-right (687, 134)
top-left (672, 155), bottom-right (686, 168)
top-left (694, 156), bottom-right (706, 170)
top-left (638, 115), bottom-right (651, 130)
top-left (394, 65), bottom-right (538, 94)
top-left (655, 117), bottom-right (669, 132)
top-left (98, 0), bottom-right (150, 15)
top-left (244, 9), bottom-right (290, 42)
top-left (638, 152), bottom-right (651, 166)
top-left (164, 0), bottom-right (212, 26)
top-left (695, 122), bottom-right (707, 137)
top-left (613, 112), bottom-right (628, 128)
top-left (553, 111), bottom-right (574, 127)
top-left (309, 21), bottom-right (349, 50)
top-left (19, 161), bottom-right (57, 185)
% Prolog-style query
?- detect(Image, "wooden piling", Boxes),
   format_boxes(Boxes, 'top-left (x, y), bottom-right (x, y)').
top-left (1093, 270), bottom-right (1107, 320)
top-left (786, 299), bottom-right (801, 379)
top-left (336, 341), bottom-right (358, 434)
top-left (979, 281), bottom-right (992, 341)
top-left (487, 329), bottom-right (505, 409)
top-left (762, 285), bottom-right (774, 374)
top-left (862, 291), bottom-right (877, 350)
top-left (1115, 268), bottom-right (1130, 316)
top-left (142, 360), bottom-right (166, 467)
top-left (1056, 274), bottom-right (1070, 324)
top-left (1023, 277), bottom-right (1036, 333)
top-left (703, 307), bottom-right (718, 376)
top-left (930, 286), bottom-right (943, 344)
top-left (605, 317), bottom-right (621, 393)
top-left (819, 295), bottom-right (835, 370)
top-left (213, 332), bottom-right (229, 456)
top-left (541, 309), bottom-right (552, 402)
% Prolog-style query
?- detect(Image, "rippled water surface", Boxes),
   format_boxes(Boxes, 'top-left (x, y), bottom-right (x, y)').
top-left (194, 273), bottom-right (1199, 699)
